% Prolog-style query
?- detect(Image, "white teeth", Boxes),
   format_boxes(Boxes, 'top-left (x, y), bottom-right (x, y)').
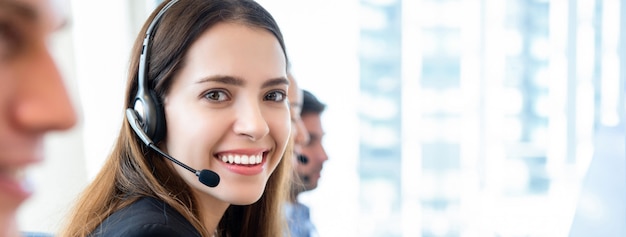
top-left (218, 153), bottom-right (263, 165)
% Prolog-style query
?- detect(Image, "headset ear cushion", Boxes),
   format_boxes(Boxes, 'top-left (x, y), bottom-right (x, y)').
top-left (133, 87), bottom-right (167, 144)
top-left (146, 90), bottom-right (166, 144)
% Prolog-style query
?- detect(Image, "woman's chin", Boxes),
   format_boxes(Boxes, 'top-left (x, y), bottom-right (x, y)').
top-left (228, 192), bottom-right (264, 205)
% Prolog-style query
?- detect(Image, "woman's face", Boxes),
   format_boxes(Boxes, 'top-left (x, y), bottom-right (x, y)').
top-left (163, 22), bottom-right (290, 205)
top-left (0, 0), bottom-right (76, 231)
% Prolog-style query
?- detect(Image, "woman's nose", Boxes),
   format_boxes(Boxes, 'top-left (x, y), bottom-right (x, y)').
top-left (233, 100), bottom-right (269, 141)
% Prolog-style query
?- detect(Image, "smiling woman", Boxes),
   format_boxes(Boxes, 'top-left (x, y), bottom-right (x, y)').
top-left (59, 0), bottom-right (292, 236)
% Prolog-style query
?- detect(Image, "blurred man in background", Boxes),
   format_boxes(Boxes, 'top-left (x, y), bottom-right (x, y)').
top-left (287, 88), bottom-right (328, 237)
top-left (295, 90), bottom-right (328, 193)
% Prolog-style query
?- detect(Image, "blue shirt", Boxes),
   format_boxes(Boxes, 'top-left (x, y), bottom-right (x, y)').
top-left (285, 202), bottom-right (318, 237)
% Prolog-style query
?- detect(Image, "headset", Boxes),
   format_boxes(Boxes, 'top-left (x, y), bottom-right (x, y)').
top-left (129, 0), bottom-right (179, 144)
top-left (125, 0), bottom-right (220, 188)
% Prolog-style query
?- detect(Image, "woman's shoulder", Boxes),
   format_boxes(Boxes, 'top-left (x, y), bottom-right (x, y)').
top-left (89, 197), bottom-right (200, 237)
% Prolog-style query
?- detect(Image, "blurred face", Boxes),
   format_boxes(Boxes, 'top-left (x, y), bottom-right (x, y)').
top-left (0, 0), bottom-right (76, 234)
top-left (287, 74), bottom-right (308, 155)
top-left (297, 113), bottom-right (328, 191)
top-left (164, 22), bottom-right (290, 207)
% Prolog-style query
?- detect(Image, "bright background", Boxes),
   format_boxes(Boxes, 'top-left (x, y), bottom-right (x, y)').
top-left (18, 0), bottom-right (625, 236)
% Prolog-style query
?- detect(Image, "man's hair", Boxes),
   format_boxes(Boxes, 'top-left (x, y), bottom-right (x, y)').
top-left (301, 89), bottom-right (325, 116)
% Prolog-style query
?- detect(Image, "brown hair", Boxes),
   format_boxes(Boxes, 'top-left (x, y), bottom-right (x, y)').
top-left (59, 0), bottom-right (291, 236)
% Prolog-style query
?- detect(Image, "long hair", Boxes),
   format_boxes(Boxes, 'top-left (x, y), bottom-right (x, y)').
top-left (59, 0), bottom-right (291, 236)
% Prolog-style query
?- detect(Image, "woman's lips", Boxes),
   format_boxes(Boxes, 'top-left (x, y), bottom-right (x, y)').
top-left (218, 152), bottom-right (264, 165)
top-left (215, 151), bottom-right (269, 176)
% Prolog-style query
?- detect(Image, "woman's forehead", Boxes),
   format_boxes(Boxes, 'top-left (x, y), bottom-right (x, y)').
top-left (178, 23), bottom-right (286, 83)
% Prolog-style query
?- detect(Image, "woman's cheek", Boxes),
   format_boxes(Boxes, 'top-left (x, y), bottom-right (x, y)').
top-left (272, 110), bottom-right (291, 148)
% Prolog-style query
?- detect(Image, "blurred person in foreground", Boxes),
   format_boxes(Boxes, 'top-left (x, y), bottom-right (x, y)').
top-left (286, 87), bottom-right (328, 237)
top-left (0, 0), bottom-right (77, 236)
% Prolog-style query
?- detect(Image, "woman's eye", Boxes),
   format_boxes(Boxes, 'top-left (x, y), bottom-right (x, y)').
top-left (265, 91), bottom-right (286, 102)
top-left (204, 90), bottom-right (229, 101)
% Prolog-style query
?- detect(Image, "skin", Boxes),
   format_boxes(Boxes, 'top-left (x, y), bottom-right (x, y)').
top-left (162, 22), bottom-right (290, 233)
top-left (297, 113), bottom-right (328, 191)
top-left (0, 0), bottom-right (76, 236)
top-left (287, 73), bottom-right (309, 156)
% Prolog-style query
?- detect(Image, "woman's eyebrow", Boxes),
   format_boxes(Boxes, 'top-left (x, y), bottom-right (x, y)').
top-left (196, 76), bottom-right (289, 88)
top-left (261, 77), bottom-right (289, 88)
top-left (197, 75), bottom-right (245, 86)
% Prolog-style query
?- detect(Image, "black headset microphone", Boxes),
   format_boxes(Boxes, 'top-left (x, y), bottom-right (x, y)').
top-left (296, 154), bottom-right (310, 183)
top-left (126, 110), bottom-right (220, 188)
top-left (297, 154), bottom-right (308, 164)
top-left (126, 0), bottom-right (220, 188)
